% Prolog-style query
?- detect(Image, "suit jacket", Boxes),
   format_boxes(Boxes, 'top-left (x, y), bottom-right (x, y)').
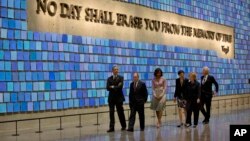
top-left (201, 75), bottom-right (219, 96)
top-left (106, 75), bottom-right (125, 103)
top-left (174, 78), bottom-right (188, 100)
top-left (129, 80), bottom-right (148, 105)
top-left (186, 80), bottom-right (201, 101)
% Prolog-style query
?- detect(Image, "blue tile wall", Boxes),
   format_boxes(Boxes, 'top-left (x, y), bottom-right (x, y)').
top-left (0, 0), bottom-right (249, 113)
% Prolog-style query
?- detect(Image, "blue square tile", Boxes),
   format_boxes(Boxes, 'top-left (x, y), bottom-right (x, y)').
top-left (1, 8), bottom-right (8, 18)
top-left (1, 0), bottom-right (7, 7)
top-left (61, 91), bottom-right (67, 99)
top-left (40, 101), bottom-right (45, 110)
top-left (13, 103), bottom-right (20, 112)
top-left (24, 93), bottom-right (31, 101)
top-left (11, 93), bottom-right (17, 102)
top-left (58, 101), bottom-right (63, 109)
top-left (79, 99), bottom-right (84, 107)
top-left (0, 93), bottom-right (3, 102)
top-left (77, 90), bottom-right (82, 98)
top-left (72, 81), bottom-right (77, 89)
top-left (44, 92), bottom-right (50, 101)
top-left (18, 92), bottom-right (25, 101)
top-left (26, 72), bottom-right (32, 80)
top-left (0, 82), bottom-right (7, 91)
top-left (32, 93), bottom-right (37, 101)
top-left (73, 99), bottom-right (79, 107)
top-left (14, 0), bottom-right (21, 8)
top-left (21, 102), bottom-right (27, 112)
top-left (84, 98), bottom-right (89, 107)
top-left (33, 102), bottom-right (40, 111)
top-left (0, 103), bottom-right (7, 113)
top-left (62, 34), bottom-right (68, 43)
top-left (7, 103), bottom-right (13, 113)
top-left (0, 72), bottom-right (5, 81)
top-left (7, 30), bottom-right (14, 39)
top-left (68, 99), bottom-right (73, 108)
top-left (20, 11), bottom-right (27, 20)
top-left (28, 102), bottom-right (33, 111)
top-left (56, 92), bottom-right (61, 100)
top-left (46, 101), bottom-right (51, 110)
top-left (52, 101), bottom-right (57, 109)
top-left (63, 100), bottom-right (69, 108)
top-left (49, 72), bottom-right (55, 80)
top-left (38, 93), bottom-right (44, 101)
top-left (45, 82), bottom-right (50, 90)
top-left (89, 98), bottom-right (95, 106)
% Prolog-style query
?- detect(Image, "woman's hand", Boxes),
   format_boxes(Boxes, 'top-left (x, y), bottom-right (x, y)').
top-left (156, 96), bottom-right (163, 100)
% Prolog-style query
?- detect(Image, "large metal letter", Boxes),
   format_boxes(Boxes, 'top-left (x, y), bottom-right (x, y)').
top-left (47, 1), bottom-right (57, 16)
top-left (36, 0), bottom-right (47, 14)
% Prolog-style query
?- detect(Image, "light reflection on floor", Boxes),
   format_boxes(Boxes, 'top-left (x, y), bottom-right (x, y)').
top-left (0, 105), bottom-right (249, 141)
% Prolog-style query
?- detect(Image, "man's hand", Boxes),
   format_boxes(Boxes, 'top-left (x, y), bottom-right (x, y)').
top-left (109, 85), bottom-right (114, 89)
top-left (197, 98), bottom-right (200, 103)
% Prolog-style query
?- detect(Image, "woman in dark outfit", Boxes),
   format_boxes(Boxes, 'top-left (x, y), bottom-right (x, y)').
top-left (186, 72), bottom-right (201, 128)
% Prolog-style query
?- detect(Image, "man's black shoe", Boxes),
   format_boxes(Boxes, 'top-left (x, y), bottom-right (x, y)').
top-left (121, 127), bottom-right (126, 131)
top-left (202, 119), bottom-right (208, 123)
top-left (127, 128), bottom-right (134, 132)
top-left (107, 129), bottom-right (114, 132)
top-left (203, 121), bottom-right (209, 124)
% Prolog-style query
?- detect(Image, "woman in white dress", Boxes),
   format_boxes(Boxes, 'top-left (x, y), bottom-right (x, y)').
top-left (150, 68), bottom-right (167, 128)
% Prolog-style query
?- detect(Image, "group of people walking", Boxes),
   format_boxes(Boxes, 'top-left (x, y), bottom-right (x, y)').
top-left (174, 67), bottom-right (218, 128)
top-left (106, 65), bottom-right (218, 132)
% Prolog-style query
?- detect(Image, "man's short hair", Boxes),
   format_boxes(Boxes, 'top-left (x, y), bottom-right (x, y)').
top-left (178, 70), bottom-right (185, 75)
top-left (203, 66), bottom-right (210, 73)
top-left (112, 65), bottom-right (118, 70)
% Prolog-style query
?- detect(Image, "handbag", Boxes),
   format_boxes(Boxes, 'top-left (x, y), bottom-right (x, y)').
top-left (178, 99), bottom-right (187, 108)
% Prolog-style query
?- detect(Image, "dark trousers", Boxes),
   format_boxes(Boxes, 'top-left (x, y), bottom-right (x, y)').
top-left (109, 102), bottom-right (126, 129)
top-left (128, 104), bottom-right (145, 130)
top-left (200, 95), bottom-right (212, 121)
top-left (186, 101), bottom-right (199, 125)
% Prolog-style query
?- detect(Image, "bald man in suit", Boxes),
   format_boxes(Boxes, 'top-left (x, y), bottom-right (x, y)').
top-left (127, 73), bottom-right (148, 132)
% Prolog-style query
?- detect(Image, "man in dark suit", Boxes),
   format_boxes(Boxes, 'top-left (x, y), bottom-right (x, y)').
top-left (106, 65), bottom-right (126, 132)
top-left (174, 70), bottom-right (189, 127)
top-left (200, 66), bottom-right (219, 124)
top-left (127, 73), bottom-right (148, 132)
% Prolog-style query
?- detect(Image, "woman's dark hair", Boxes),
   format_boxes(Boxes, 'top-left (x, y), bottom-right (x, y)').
top-left (154, 68), bottom-right (163, 77)
top-left (178, 70), bottom-right (185, 75)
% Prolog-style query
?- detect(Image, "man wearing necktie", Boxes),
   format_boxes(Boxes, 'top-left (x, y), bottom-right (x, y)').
top-left (127, 73), bottom-right (148, 132)
top-left (200, 66), bottom-right (219, 124)
top-left (106, 65), bottom-right (126, 132)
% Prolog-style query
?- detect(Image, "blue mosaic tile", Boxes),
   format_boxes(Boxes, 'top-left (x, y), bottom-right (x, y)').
top-left (0, 0), bottom-right (249, 113)
top-left (13, 102), bottom-right (20, 112)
